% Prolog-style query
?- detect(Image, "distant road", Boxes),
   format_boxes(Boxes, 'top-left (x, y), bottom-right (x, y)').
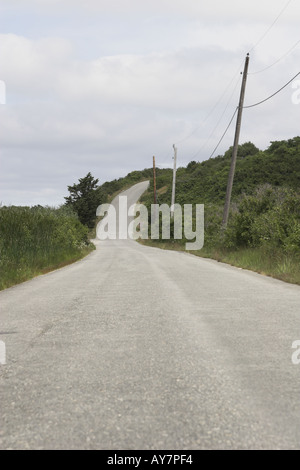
top-left (0, 181), bottom-right (299, 449)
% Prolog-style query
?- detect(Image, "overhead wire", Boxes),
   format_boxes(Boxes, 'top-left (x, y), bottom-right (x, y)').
top-left (249, 38), bottom-right (300, 74)
top-left (191, 73), bottom-right (242, 159)
top-left (249, 0), bottom-right (294, 53)
top-left (170, 0), bottom-right (296, 164)
top-left (204, 71), bottom-right (300, 162)
top-left (244, 70), bottom-right (300, 108)
top-left (190, 1), bottom-right (296, 158)
top-left (196, 69), bottom-right (300, 162)
top-left (207, 107), bottom-right (238, 160)
top-left (174, 59), bottom-right (244, 146)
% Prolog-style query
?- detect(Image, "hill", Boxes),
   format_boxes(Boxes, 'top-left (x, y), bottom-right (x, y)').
top-left (97, 136), bottom-right (300, 284)
top-left (137, 137), bottom-right (300, 207)
top-left (97, 137), bottom-right (300, 208)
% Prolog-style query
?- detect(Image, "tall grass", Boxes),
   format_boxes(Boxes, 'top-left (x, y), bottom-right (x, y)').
top-left (0, 205), bottom-right (94, 290)
top-left (197, 245), bottom-right (300, 285)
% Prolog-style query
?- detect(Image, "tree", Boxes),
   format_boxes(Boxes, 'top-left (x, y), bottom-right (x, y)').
top-left (65, 172), bottom-right (105, 228)
top-left (224, 142), bottom-right (259, 160)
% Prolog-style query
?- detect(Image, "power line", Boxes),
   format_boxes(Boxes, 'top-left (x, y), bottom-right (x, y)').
top-left (173, 3), bottom-right (292, 149)
top-left (168, 1), bottom-right (295, 164)
top-left (249, 0), bottom-right (294, 52)
top-left (207, 107), bottom-right (238, 159)
top-left (170, 0), bottom-right (296, 163)
top-left (174, 60), bottom-right (244, 146)
top-left (191, 73), bottom-right (241, 159)
top-left (244, 70), bottom-right (300, 108)
top-left (249, 38), bottom-right (300, 74)
top-left (192, 67), bottom-right (299, 160)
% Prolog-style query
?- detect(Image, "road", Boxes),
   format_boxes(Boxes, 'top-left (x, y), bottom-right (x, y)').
top-left (0, 181), bottom-right (299, 449)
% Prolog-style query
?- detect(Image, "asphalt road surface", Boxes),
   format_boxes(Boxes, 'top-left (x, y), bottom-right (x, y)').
top-left (0, 181), bottom-right (299, 450)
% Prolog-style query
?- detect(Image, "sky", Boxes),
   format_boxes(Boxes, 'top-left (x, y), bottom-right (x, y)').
top-left (0, 0), bottom-right (299, 206)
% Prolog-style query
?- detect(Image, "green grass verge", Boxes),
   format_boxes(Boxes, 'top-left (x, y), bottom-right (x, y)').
top-left (138, 239), bottom-right (300, 286)
top-left (0, 205), bottom-right (96, 291)
top-left (0, 244), bottom-right (95, 291)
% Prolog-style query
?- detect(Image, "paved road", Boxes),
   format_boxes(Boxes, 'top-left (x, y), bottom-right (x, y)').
top-left (0, 181), bottom-right (299, 449)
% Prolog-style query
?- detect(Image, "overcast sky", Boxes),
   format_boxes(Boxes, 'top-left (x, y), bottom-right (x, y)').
top-left (0, 0), bottom-right (299, 206)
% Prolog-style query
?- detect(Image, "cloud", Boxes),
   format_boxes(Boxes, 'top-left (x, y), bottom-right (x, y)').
top-left (0, 34), bottom-right (72, 97)
top-left (7, 0), bottom-right (299, 22)
top-left (0, 0), bottom-right (300, 206)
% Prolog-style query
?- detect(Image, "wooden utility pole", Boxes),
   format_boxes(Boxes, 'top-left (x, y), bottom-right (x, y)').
top-left (171, 144), bottom-right (177, 217)
top-left (222, 53), bottom-right (250, 229)
top-left (153, 156), bottom-right (157, 204)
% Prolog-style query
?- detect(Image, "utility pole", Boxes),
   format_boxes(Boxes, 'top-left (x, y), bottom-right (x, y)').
top-left (222, 53), bottom-right (250, 229)
top-left (153, 156), bottom-right (157, 204)
top-left (171, 144), bottom-right (177, 217)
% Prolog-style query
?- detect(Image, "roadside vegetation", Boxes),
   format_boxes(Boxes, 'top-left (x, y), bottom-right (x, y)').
top-left (140, 185), bottom-right (300, 285)
top-left (2, 136), bottom-right (299, 289)
top-left (138, 137), bottom-right (300, 285)
top-left (0, 205), bottom-right (94, 291)
top-left (0, 169), bottom-right (152, 290)
top-left (67, 137), bottom-right (300, 285)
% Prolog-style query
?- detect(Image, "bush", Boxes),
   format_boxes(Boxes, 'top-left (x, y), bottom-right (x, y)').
top-left (223, 185), bottom-right (300, 252)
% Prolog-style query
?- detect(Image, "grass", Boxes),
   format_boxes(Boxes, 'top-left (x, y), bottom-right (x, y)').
top-left (138, 239), bottom-right (300, 286)
top-left (0, 245), bottom-right (95, 291)
top-left (211, 247), bottom-right (300, 285)
top-left (0, 205), bottom-right (95, 291)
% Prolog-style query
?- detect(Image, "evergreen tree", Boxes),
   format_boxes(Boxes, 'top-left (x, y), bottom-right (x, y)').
top-left (65, 172), bottom-right (105, 228)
